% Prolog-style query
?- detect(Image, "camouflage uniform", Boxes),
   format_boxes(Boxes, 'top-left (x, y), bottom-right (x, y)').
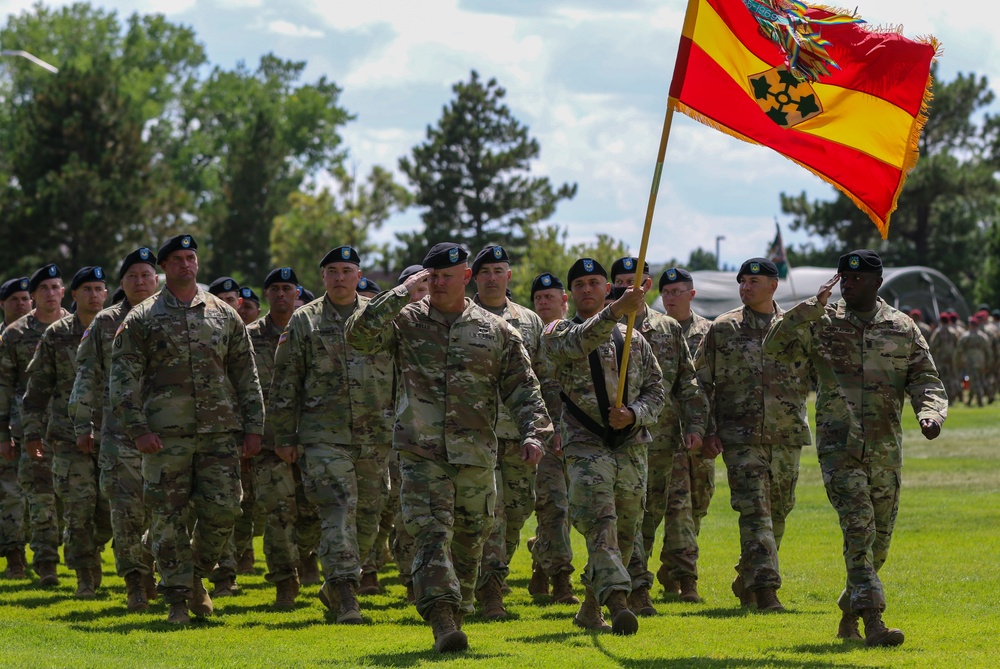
top-left (110, 289), bottom-right (264, 602)
top-left (764, 297), bottom-right (947, 613)
top-left (661, 312), bottom-right (716, 581)
top-left (957, 328), bottom-right (992, 406)
top-left (543, 307), bottom-right (664, 604)
top-left (247, 313), bottom-right (321, 586)
top-left (695, 304), bottom-right (811, 594)
top-left (268, 295), bottom-right (393, 589)
top-left (0, 310), bottom-right (68, 568)
top-left (0, 322), bottom-right (21, 572)
top-left (626, 307), bottom-right (707, 590)
top-left (70, 299), bottom-right (152, 580)
top-left (345, 286), bottom-right (552, 620)
top-left (473, 296), bottom-right (546, 592)
top-left (929, 321), bottom-right (959, 403)
top-left (23, 314), bottom-right (112, 572)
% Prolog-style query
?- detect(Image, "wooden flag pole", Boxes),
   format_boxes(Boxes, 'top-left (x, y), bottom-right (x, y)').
top-left (615, 97), bottom-right (678, 408)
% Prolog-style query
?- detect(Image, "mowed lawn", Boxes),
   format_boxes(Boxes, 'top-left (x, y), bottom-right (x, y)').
top-left (2, 401), bottom-right (999, 669)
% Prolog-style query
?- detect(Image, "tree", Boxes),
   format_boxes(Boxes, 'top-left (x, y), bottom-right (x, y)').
top-left (780, 67), bottom-right (999, 299)
top-left (398, 70), bottom-right (577, 265)
top-left (270, 166), bottom-right (411, 293)
top-left (686, 247), bottom-right (719, 272)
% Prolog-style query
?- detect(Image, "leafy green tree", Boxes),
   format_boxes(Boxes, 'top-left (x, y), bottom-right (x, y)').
top-left (398, 70), bottom-right (577, 265)
top-left (686, 247), bottom-right (719, 271)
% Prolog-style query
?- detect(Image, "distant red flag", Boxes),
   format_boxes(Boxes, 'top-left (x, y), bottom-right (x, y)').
top-left (669, 0), bottom-right (939, 238)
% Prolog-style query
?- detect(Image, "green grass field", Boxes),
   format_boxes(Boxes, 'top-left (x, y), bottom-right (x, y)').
top-left (2, 402), bottom-right (999, 668)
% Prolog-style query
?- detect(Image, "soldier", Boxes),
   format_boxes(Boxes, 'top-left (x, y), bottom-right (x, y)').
top-left (0, 277), bottom-right (31, 578)
top-left (295, 286), bottom-right (316, 309)
top-left (657, 267), bottom-right (715, 601)
top-left (957, 316), bottom-right (992, 407)
top-left (543, 257), bottom-right (665, 636)
top-left (110, 234), bottom-right (264, 624)
top-left (0, 264), bottom-right (69, 586)
top-left (70, 247), bottom-right (159, 610)
top-left (246, 267), bottom-right (320, 608)
top-left (695, 257), bottom-right (811, 613)
top-left (929, 312), bottom-right (959, 405)
top-left (469, 245), bottom-right (547, 619)
top-left (345, 242), bottom-right (552, 654)
top-left (357, 278), bottom-right (381, 299)
top-left (237, 287), bottom-right (261, 325)
top-left (526, 272), bottom-right (577, 604)
top-left (612, 258), bottom-right (706, 617)
top-left (268, 246), bottom-right (394, 624)
top-left (209, 277), bottom-right (242, 310)
top-left (764, 249), bottom-right (946, 647)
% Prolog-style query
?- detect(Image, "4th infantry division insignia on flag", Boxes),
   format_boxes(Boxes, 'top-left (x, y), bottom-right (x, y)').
top-left (748, 66), bottom-right (823, 128)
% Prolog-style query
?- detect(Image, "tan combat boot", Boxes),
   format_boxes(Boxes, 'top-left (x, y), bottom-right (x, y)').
top-left (37, 561), bottom-right (59, 587)
top-left (212, 575), bottom-right (238, 598)
top-left (275, 575), bottom-right (300, 610)
top-left (167, 600), bottom-right (191, 624)
top-left (528, 562), bottom-right (549, 596)
top-left (298, 554), bottom-right (321, 585)
top-left (551, 571), bottom-right (579, 604)
top-left (75, 568), bottom-right (97, 598)
top-left (861, 609), bottom-right (904, 647)
top-left (236, 549), bottom-right (255, 575)
top-left (357, 569), bottom-right (381, 595)
top-left (336, 581), bottom-right (363, 624)
top-left (4, 548), bottom-right (27, 579)
top-left (837, 611), bottom-right (863, 640)
top-left (125, 572), bottom-right (150, 612)
top-left (573, 587), bottom-right (611, 631)
top-left (627, 585), bottom-right (657, 617)
top-left (731, 574), bottom-right (755, 607)
top-left (755, 587), bottom-right (785, 613)
top-left (475, 578), bottom-right (507, 621)
top-left (656, 563), bottom-right (679, 596)
top-left (429, 600), bottom-right (468, 653)
top-left (678, 575), bottom-right (702, 603)
top-left (142, 571), bottom-right (158, 601)
top-left (91, 564), bottom-right (103, 590)
top-left (606, 590), bottom-right (639, 636)
top-left (189, 578), bottom-right (214, 617)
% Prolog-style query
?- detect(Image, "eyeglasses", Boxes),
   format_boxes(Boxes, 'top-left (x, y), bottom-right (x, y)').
top-left (660, 288), bottom-right (691, 298)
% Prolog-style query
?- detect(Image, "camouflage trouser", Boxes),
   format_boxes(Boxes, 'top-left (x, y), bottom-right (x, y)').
top-left (477, 438), bottom-right (535, 589)
top-left (820, 454), bottom-right (900, 613)
top-left (51, 439), bottom-right (112, 570)
top-left (98, 437), bottom-right (152, 577)
top-left (399, 451), bottom-right (495, 620)
top-left (566, 441), bottom-right (646, 605)
top-left (721, 443), bottom-right (801, 591)
top-left (213, 460), bottom-right (257, 583)
top-left (531, 449), bottom-right (573, 576)
top-left (362, 464), bottom-right (393, 574)
top-left (627, 446), bottom-right (673, 590)
top-left (966, 368), bottom-right (987, 405)
top-left (18, 443), bottom-right (60, 566)
top-left (299, 442), bottom-right (389, 586)
top-left (662, 446), bottom-right (716, 580)
top-left (388, 451), bottom-right (415, 587)
top-left (251, 449), bottom-right (302, 582)
top-left (142, 433), bottom-right (242, 601)
top-left (0, 454), bottom-right (26, 554)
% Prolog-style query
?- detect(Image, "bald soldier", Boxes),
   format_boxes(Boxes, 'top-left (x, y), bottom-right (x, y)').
top-left (764, 249), bottom-right (946, 647)
top-left (346, 242), bottom-right (552, 654)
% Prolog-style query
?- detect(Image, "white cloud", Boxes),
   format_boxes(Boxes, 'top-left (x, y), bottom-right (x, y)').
top-left (266, 19), bottom-right (324, 38)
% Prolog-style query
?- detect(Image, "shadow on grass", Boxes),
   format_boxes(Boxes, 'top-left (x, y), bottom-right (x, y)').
top-left (68, 616), bottom-right (226, 634)
top-left (512, 630), bottom-right (582, 645)
top-left (784, 641), bottom-right (864, 654)
top-left (346, 649), bottom-right (511, 667)
top-left (0, 593), bottom-right (70, 608)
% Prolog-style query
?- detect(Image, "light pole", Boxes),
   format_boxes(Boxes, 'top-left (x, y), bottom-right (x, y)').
top-left (715, 235), bottom-right (725, 271)
top-left (0, 50), bottom-right (59, 74)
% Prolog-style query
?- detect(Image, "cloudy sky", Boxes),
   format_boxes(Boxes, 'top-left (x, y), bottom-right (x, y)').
top-left (2, 0), bottom-right (997, 268)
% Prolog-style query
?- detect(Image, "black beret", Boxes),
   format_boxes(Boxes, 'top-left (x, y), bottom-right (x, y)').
top-left (28, 264), bottom-right (62, 293)
top-left (608, 286), bottom-right (628, 301)
top-left (157, 234), bottom-right (197, 264)
top-left (423, 242), bottom-right (469, 269)
top-left (208, 277), bottom-right (240, 296)
top-left (610, 257), bottom-right (649, 282)
top-left (357, 278), bottom-right (381, 293)
top-left (658, 267), bottom-right (693, 290)
top-left (736, 257), bottom-right (779, 282)
top-left (320, 246), bottom-right (361, 267)
top-left (567, 258), bottom-right (607, 286)
top-left (472, 245), bottom-right (510, 274)
top-left (264, 267), bottom-right (300, 289)
top-left (397, 264), bottom-right (424, 286)
top-left (239, 287), bottom-right (259, 304)
top-left (837, 249), bottom-right (883, 274)
top-left (111, 286), bottom-right (126, 305)
top-left (0, 277), bottom-right (30, 300)
top-left (71, 266), bottom-right (107, 290)
top-left (119, 247), bottom-right (156, 281)
top-left (297, 286), bottom-right (315, 303)
top-left (530, 272), bottom-right (564, 299)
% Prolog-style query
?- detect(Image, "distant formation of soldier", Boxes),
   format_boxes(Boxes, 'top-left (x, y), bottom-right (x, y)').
top-left (0, 240), bottom-right (950, 653)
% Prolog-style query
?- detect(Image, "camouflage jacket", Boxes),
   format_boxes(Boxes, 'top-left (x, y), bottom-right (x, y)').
top-left (542, 306), bottom-right (664, 449)
top-left (345, 285), bottom-right (553, 468)
top-left (0, 309), bottom-right (68, 442)
top-left (695, 303), bottom-right (811, 446)
top-left (22, 313), bottom-right (88, 443)
top-left (269, 295), bottom-right (393, 448)
top-left (473, 295), bottom-right (545, 441)
top-left (110, 288), bottom-right (264, 439)
top-left (246, 313), bottom-right (284, 448)
top-left (69, 300), bottom-right (134, 441)
top-left (636, 306), bottom-right (707, 447)
top-left (957, 329), bottom-right (993, 370)
top-left (764, 297), bottom-right (947, 466)
top-left (681, 312), bottom-right (712, 355)
top-left (928, 322), bottom-right (957, 370)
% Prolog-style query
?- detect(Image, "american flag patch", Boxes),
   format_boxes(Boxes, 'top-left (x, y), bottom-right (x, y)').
top-left (278, 331), bottom-right (289, 346)
top-left (81, 327), bottom-right (91, 342)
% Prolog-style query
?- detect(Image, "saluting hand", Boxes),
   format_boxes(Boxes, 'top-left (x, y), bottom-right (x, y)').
top-left (920, 419), bottom-right (941, 440)
top-left (403, 268), bottom-right (431, 297)
top-left (817, 274), bottom-right (840, 306)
